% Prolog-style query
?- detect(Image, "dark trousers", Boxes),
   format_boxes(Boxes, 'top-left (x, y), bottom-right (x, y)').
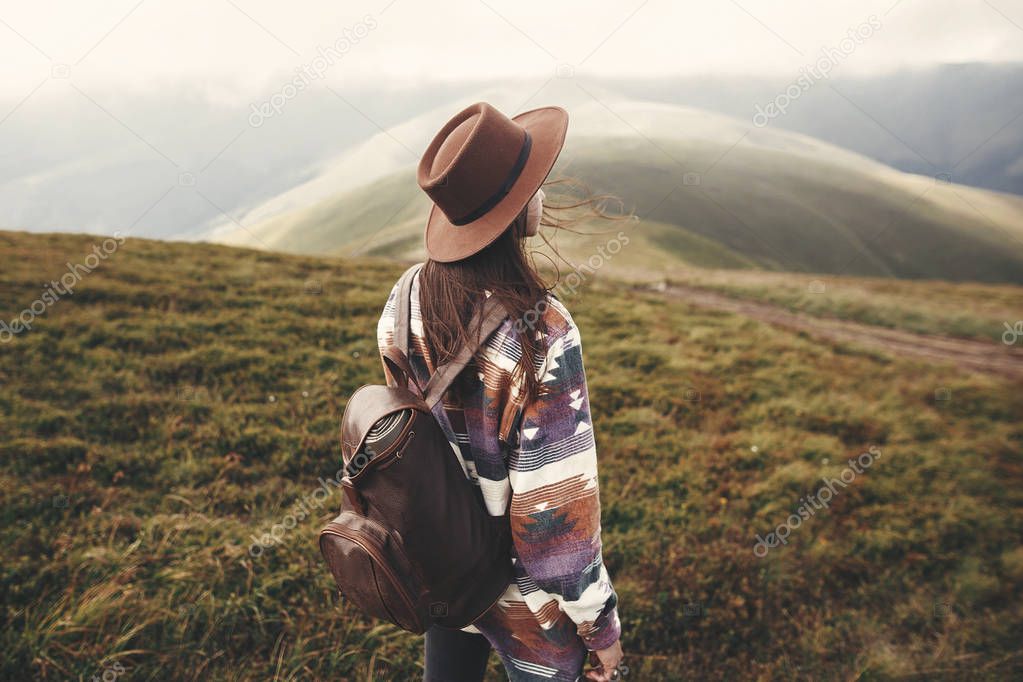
top-left (423, 625), bottom-right (492, 681)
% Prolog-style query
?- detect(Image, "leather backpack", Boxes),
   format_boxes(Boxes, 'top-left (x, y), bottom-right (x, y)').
top-left (319, 264), bottom-right (513, 633)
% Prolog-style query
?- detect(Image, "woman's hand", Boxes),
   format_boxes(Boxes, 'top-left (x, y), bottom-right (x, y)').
top-left (584, 639), bottom-right (624, 681)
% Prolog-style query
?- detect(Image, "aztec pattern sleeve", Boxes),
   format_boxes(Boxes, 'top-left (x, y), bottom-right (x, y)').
top-left (507, 298), bottom-right (621, 651)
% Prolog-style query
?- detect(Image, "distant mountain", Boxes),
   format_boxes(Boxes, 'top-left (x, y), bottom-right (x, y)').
top-left (605, 63), bottom-right (1023, 197)
top-left (212, 97), bottom-right (1023, 284)
top-left (0, 82), bottom-right (472, 239)
top-left (2, 64), bottom-right (1020, 240)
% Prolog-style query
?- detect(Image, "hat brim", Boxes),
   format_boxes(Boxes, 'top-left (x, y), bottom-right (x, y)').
top-left (424, 106), bottom-right (568, 263)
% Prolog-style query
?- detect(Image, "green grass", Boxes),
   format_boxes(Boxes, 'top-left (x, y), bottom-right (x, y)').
top-left (666, 268), bottom-right (1023, 341)
top-left (2, 230), bottom-right (1022, 680)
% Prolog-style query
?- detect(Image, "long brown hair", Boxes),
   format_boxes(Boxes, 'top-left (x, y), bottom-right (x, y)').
top-left (420, 206), bottom-right (548, 401)
top-left (419, 179), bottom-right (626, 402)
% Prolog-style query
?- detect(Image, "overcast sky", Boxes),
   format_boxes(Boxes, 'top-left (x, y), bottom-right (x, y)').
top-left (2, 0), bottom-right (1022, 103)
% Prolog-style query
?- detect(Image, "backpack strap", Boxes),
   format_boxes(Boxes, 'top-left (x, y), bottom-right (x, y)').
top-left (389, 262), bottom-right (509, 409)
top-left (381, 345), bottom-right (424, 394)
top-left (393, 262), bottom-right (424, 358)
top-left (423, 297), bottom-right (509, 409)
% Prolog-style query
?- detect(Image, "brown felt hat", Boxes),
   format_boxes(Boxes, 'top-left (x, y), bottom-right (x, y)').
top-left (418, 102), bottom-right (568, 262)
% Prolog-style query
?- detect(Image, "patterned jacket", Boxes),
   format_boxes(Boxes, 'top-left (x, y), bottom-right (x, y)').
top-left (376, 269), bottom-right (621, 652)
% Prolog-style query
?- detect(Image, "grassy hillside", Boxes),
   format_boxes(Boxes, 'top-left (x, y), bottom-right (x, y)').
top-left (214, 100), bottom-right (1023, 284)
top-left (2, 230), bottom-right (1022, 680)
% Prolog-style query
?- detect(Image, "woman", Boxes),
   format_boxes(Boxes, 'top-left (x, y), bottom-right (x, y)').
top-left (376, 102), bottom-right (624, 682)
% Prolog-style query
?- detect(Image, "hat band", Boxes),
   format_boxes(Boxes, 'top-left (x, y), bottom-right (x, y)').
top-left (449, 131), bottom-right (532, 226)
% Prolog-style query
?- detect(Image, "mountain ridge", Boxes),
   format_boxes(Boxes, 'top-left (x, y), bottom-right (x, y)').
top-left (211, 96), bottom-right (1023, 284)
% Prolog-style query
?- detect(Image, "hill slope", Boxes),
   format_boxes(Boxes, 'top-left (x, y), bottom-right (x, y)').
top-left (212, 98), bottom-right (1023, 284)
top-left (2, 230), bottom-right (1022, 680)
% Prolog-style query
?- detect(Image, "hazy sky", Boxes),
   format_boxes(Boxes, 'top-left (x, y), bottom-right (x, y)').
top-left (2, 0), bottom-right (1022, 102)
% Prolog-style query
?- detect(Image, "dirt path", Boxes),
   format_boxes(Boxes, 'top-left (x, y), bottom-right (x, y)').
top-left (657, 284), bottom-right (1023, 381)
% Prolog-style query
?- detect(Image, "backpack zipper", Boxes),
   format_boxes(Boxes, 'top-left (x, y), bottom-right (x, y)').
top-left (377, 430), bottom-right (415, 468)
top-left (348, 418), bottom-right (416, 482)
